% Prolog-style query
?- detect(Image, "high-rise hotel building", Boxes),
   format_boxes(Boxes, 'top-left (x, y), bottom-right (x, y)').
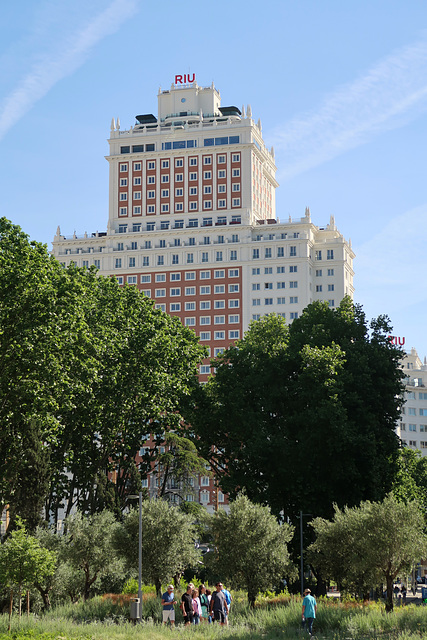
top-left (53, 78), bottom-right (355, 385)
top-left (52, 79), bottom-right (354, 509)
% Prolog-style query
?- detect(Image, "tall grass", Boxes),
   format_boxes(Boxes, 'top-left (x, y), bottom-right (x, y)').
top-left (1, 593), bottom-right (427, 639)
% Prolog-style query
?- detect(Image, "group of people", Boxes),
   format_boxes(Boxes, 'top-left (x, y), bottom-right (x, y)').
top-left (161, 582), bottom-right (232, 627)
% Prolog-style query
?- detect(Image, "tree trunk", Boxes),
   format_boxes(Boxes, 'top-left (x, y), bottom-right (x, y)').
top-left (26, 590), bottom-right (30, 616)
top-left (18, 583), bottom-right (22, 618)
top-left (8, 589), bottom-right (13, 632)
top-left (155, 577), bottom-right (162, 598)
top-left (385, 574), bottom-right (394, 613)
top-left (248, 589), bottom-right (256, 609)
top-left (35, 582), bottom-right (52, 611)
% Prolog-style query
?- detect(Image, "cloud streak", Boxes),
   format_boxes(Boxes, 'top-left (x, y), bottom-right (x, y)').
top-left (355, 203), bottom-right (427, 311)
top-left (0, 0), bottom-right (139, 142)
top-left (271, 37), bottom-right (427, 180)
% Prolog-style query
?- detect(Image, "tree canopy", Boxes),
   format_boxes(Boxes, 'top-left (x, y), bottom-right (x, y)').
top-left (209, 494), bottom-right (294, 607)
top-left (188, 299), bottom-right (404, 521)
top-left (114, 499), bottom-right (201, 596)
top-left (308, 494), bottom-right (427, 611)
top-left (0, 217), bottom-right (206, 530)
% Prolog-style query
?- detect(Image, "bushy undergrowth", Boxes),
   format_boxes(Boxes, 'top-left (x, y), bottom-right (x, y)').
top-left (2, 594), bottom-right (427, 639)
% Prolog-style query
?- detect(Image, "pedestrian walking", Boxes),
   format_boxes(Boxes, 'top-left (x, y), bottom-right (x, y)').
top-left (301, 588), bottom-right (317, 637)
top-left (181, 583), bottom-right (194, 626)
top-left (209, 582), bottom-right (228, 626)
top-left (199, 585), bottom-right (210, 623)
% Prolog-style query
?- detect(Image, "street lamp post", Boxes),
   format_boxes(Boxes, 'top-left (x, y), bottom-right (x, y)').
top-left (299, 510), bottom-right (311, 596)
top-left (128, 491), bottom-right (143, 619)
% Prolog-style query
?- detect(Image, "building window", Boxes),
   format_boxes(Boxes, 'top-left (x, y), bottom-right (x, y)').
top-left (214, 331), bottom-right (225, 340)
top-left (316, 285), bottom-right (322, 292)
top-left (232, 183), bottom-right (240, 192)
top-left (290, 312), bottom-right (298, 319)
top-left (161, 174), bottom-right (169, 183)
top-left (327, 268), bottom-right (334, 276)
top-left (162, 160), bottom-right (169, 168)
top-left (328, 284), bottom-right (335, 291)
top-left (252, 299), bottom-right (260, 306)
top-left (290, 246), bottom-right (296, 257)
top-left (142, 257), bottom-right (149, 266)
top-left (200, 316), bottom-right (211, 325)
top-left (328, 299), bottom-right (335, 307)
top-left (204, 201), bottom-right (212, 209)
top-left (218, 184), bottom-right (226, 193)
top-left (120, 163), bottom-right (128, 172)
top-left (253, 249), bottom-right (260, 259)
top-left (185, 287), bottom-right (196, 295)
top-left (232, 153), bottom-right (240, 162)
top-left (327, 249), bottom-right (334, 260)
top-left (200, 286), bottom-right (211, 295)
top-left (277, 297), bottom-right (286, 304)
top-left (232, 198), bottom-right (241, 207)
top-left (265, 298), bottom-right (273, 305)
top-left (218, 199), bottom-right (226, 208)
top-left (290, 296), bottom-right (298, 304)
top-left (175, 158), bottom-right (183, 167)
top-left (204, 171), bottom-right (212, 180)
top-left (200, 332), bottom-right (211, 340)
top-left (115, 258), bottom-right (122, 268)
top-left (232, 169), bottom-right (240, 177)
top-left (190, 172), bottom-right (197, 180)
top-left (290, 281), bottom-right (298, 288)
top-left (119, 207), bottom-right (127, 216)
top-left (265, 248), bottom-right (272, 258)
top-left (214, 316), bottom-right (225, 324)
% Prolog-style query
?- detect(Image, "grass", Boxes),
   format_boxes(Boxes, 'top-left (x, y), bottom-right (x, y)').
top-left (1, 593), bottom-right (427, 640)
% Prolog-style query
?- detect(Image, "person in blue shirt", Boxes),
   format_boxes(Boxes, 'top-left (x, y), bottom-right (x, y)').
top-left (161, 584), bottom-right (176, 627)
top-left (301, 588), bottom-right (317, 636)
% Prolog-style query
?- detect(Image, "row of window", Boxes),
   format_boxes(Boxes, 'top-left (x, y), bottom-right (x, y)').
top-left (401, 424), bottom-right (427, 432)
top-left (168, 315), bottom-right (241, 324)
top-left (315, 268), bottom-right (335, 276)
top-left (252, 297), bottom-right (299, 305)
top-left (139, 269), bottom-right (239, 282)
top-left (406, 392), bottom-right (427, 400)
top-left (316, 284), bottom-right (335, 292)
top-left (119, 153), bottom-right (241, 172)
top-left (253, 247), bottom-right (296, 258)
top-left (252, 312), bottom-right (298, 321)
top-left (315, 250), bottom-right (335, 260)
top-left (115, 250), bottom-right (241, 268)
top-left (119, 199), bottom-right (241, 214)
top-left (169, 302), bottom-right (239, 312)
top-left (117, 217), bottom-right (241, 232)
top-left (401, 440), bottom-right (427, 448)
top-left (252, 281), bottom-right (298, 290)
top-left (142, 284), bottom-right (240, 296)
top-left (198, 330), bottom-right (240, 340)
top-left (120, 172), bottom-right (241, 187)
top-left (253, 266), bottom-right (297, 274)
top-left (402, 408), bottom-right (427, 416)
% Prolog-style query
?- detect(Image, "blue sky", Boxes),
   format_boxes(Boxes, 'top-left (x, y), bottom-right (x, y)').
top-left (1, 0), bottom-right (427, 358)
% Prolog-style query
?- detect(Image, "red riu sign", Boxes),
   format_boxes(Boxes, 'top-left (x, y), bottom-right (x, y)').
top-left (175, 74), bottom-right (195, 84)
top-left (388, 336), bottom-right (406, 346)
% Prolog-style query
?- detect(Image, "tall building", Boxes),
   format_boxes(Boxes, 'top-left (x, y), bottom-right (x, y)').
top-left (398, 347), bottom-right (427, 454)
top-left (52, 77), bottom-right (355, 510)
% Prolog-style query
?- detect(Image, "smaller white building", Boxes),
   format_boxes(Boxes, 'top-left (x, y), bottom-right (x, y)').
top-left (399, 347), bottom-right (427, 453)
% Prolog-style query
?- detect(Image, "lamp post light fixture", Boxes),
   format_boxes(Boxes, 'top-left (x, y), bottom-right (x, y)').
top-left (128, 492), bottom-right (143, 619)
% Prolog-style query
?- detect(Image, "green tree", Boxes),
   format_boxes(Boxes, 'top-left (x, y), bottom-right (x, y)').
top-left (0, 217), bottom-right (206, 527)
top-left (154, 432), bottom-right (210, 500)
top-left (209, 495), bottom-right (294, 607)
top-left (0, 518), bottom-right (56, 622)
top-left (188, 300), bottom-right (403, 522)
top-left (115, 499), bottom-right (201, 596)
top-left (62, 511), bottom-right (122, 601)
top-left (309, 494), bottom-right (427, 611)
top-left (392, 448), bottom-right (427, 508)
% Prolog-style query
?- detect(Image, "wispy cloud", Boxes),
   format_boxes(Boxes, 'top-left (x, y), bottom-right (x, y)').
top-left (355, 203), bottom-right (427, 310)
top-left (271, 37), bottom-right (427, 180)
top-left (0, 0), bottom-right (139, 142)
